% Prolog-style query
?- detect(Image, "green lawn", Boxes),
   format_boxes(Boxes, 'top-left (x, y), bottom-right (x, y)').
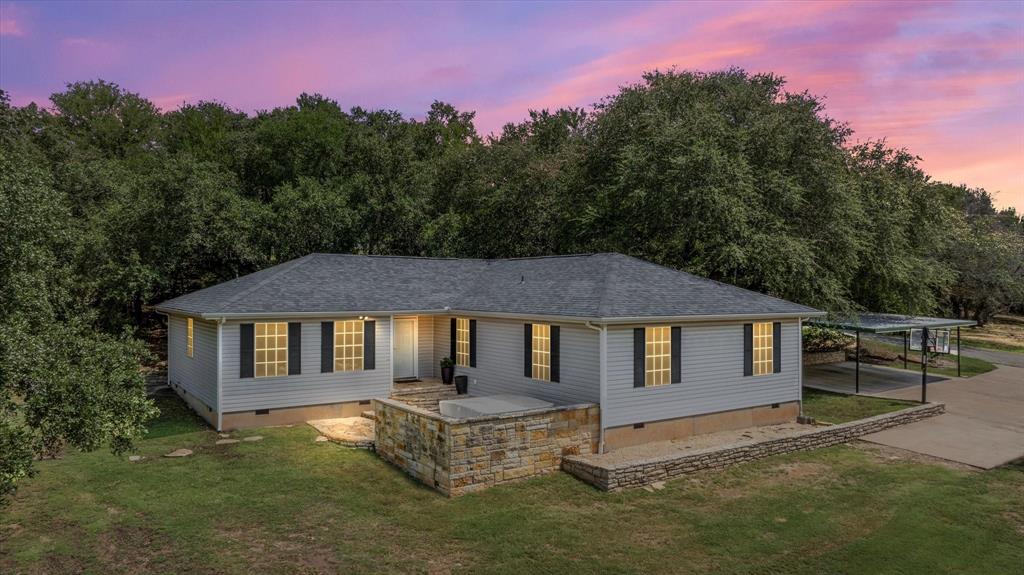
top-left (801, 388), bottom-right (918, 424)
top-left (3, 395), bottom-right (1022, 575)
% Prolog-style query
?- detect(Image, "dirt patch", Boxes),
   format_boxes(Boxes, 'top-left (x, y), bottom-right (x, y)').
top-left (97, 523), bottom-right (177, 574)
top-left (219, 525), bottom-right (342, 574)
top-left (578, 422), bottom-right (812, 467)
top-left (706, 461), bottom-right (835, 500)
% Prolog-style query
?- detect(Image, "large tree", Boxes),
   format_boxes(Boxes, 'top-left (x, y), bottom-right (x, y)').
top-left (0, 92), bottom-right (156, 503)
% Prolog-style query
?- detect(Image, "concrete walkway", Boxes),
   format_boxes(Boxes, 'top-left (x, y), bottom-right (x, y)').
top-left (859, 365), bottom-right (1024, 469)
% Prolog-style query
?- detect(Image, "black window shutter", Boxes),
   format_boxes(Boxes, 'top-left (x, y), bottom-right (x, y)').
top-left (671, 326), bottom-right (681, 384)
top-left (469, 319), bottom-right (477, 367)
top-left (633, 327), bottom-right (645, 388)
top-left (523, 323), bottom-right (532, 377)
top-left (773, 321), bottom-right (782, 373)
top-left (240, 323), bottom-right (254, 378)
top-left (550, 325), bottom-right (560, 383)
top-left (288, 322), bottom-right (301, 375)
top-left (743, 323), bottom-right (753, 376)
top-left (364, 320), bottom-right (375, 370)
top-left (321, 322), bottom-right (334, 373)
top-left (450, 317), bottom-right (456, 358)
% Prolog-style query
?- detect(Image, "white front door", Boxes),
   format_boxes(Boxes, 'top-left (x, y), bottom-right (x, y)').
top-left (393, 318), bottom-right (417, 379)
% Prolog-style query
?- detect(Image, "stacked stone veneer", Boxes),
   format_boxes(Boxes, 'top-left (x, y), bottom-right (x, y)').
top-left (802, 350), bottom-right (846, 366)
top-left (563, 402), bottom-right (945, 491)
top-left (374, 398), bottom-right (599, 496)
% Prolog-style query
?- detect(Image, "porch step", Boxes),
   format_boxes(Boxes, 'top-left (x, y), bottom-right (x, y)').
top-left (361, 410), bottom-right (375, 421)
top-left (389, 381), bottom-right (459, 412)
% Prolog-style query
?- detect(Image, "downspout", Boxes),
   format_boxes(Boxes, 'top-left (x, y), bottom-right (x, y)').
top-left (585, 321), bottom-right (607, 454)
top-left (797, 317), bottom-right (804, 417)
top-left (216, 318), bottom-right (225, 431)
top-left (388, 315), bottom-right (395, 395)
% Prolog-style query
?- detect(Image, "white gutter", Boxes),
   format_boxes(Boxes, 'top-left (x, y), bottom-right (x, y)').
top-left (216, 317), bottom-right (225, 431)
top-left (585, 321), bottom-right (607, 454)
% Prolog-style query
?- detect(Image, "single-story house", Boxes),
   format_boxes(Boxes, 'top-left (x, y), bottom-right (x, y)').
top-left (154, 253), bottom-right (824, 451)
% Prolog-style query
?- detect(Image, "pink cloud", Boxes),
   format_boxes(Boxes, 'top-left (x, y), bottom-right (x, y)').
top-left (0, 17), bottom-right (21, 36)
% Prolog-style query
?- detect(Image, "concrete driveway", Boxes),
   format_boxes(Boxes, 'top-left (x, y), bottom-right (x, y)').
top-left (859, 365), bottom-right (1024, 469)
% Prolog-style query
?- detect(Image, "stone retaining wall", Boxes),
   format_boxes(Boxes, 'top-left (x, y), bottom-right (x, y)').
top-left (563, 402), bottom-right (944, 491)
top-left (375, 398), bottom-right (599, 496)
top-left (802, 350), bottom-right (846, 366)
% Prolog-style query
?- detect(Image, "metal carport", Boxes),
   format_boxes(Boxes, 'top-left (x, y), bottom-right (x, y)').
top-left (807, 313), bottom-right (976, 402)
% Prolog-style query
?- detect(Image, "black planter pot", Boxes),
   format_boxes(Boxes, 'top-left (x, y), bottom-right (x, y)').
top-left (454, 375), bottom-right (468, 395)
top-left (441, 366), bottom-right (454, 384)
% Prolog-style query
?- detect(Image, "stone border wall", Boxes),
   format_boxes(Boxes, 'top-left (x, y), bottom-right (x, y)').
top-left (802, 350), bottom-right (846, 366)
top-left (374, 398), bottom-right (599, 496)
top-left (563, 402), bottom-right (944, 491)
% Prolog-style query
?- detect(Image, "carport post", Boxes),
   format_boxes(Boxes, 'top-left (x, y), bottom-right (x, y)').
top-left (921, 327), bottom-right (929, 403)
top-left (903, 331), bottom-right (908, 369)
top-left (855, 330), bottom-right (860, 394)
top-left (957, 327), bottom-right (961, 377)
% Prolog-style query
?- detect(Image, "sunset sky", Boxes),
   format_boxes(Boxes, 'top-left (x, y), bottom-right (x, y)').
top-left (2, 0), bottom-right (1022, 212)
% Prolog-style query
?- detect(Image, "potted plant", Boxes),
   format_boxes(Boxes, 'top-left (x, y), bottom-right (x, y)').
top-left (440, 356), bottom-right (455, 384)
top-left (454, 375), bottom-right (468, 395)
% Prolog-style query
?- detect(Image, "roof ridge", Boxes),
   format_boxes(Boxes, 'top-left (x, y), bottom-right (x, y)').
top-left (212, 254), bottom-right (318, 312)
top-left (617, 253), bottom-right (818, 311)
top-left (307, 252), bottom-right (607, 263)
top-left (596, 254), bottom-right (619, 317)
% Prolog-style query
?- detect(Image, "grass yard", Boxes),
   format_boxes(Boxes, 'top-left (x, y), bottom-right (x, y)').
top-left (2, 395), bottom-right (1022, 575)
top-left (801, 388), bottom-right (918, 424)
top-left (960, 315), bottom-right (1024, 354)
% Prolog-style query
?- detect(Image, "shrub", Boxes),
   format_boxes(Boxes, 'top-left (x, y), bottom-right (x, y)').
top-left (803, 326), bottom-right (854, 352)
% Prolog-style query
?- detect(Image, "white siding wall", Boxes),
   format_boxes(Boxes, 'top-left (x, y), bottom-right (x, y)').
top-left (220, 317), bottom-right (391, 412)
top-left (167, 315), bottom-right (218, 410)
top-left (603, 320), bottom-right (800, 428)
top-left (417, 315), bottom-right (435, 378)
top-left (433, 315), bottom-right (600, 405)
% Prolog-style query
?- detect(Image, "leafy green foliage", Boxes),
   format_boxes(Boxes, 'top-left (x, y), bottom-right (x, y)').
top-left (802, 326), bottom-right (854, 352)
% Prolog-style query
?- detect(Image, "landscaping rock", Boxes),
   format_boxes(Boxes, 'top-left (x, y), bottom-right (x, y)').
top-left (218, 433), bottom-right (231, 438)
top-left (315, 435), bottom-right (330, 442)
top-left (216, 439), bottom-right (240, 445)
top-left (650, 481), bottom-right (666, 490)
top-left (164, 449), bottom-right (193, 458)
top-left (242, 436), bottom-right (263, 442)
top-left (128, 455), bottom-right (145, 462)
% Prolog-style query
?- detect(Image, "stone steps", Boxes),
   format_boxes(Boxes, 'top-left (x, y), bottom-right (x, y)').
top-left (389, 382), bottom-right (458, 412)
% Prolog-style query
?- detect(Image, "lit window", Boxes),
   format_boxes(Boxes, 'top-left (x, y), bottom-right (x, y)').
top-left (532, 323), bottom-right (550, 381)
top-left (255, 322), bottom-right (288, 377)
top-left (456, 318), bottom-right (470, 367)
top-left (753, 322), bottom-right (773, 376)
top-left (334, 320), bottom-right (364, 372)
top-left (186, 318), bottom-right (194, 358)
top-left (645, 326), bottom-right (671, 386)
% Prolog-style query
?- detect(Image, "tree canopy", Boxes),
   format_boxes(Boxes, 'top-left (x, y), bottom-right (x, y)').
top-left (1, 69), bottom-right (1021, 501)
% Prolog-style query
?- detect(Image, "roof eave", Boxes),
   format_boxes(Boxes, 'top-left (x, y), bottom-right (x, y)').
top-left (158, 308), bottom-right (824, 324)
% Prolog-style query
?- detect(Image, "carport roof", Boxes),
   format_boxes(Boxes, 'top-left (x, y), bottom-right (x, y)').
top-left (807, 313), bottom-right (976, 334)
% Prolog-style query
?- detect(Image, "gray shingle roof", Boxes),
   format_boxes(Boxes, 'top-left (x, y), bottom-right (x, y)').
top-left (154, 253), bottom-right (822, 320)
